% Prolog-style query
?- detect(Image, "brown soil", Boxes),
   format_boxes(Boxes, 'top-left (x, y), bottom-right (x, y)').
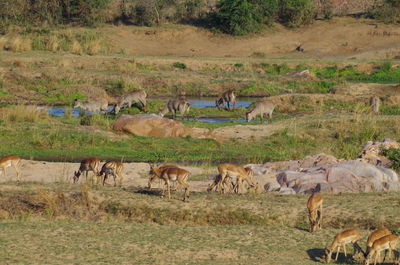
top-left (108, 17), bottom-right (400, 60)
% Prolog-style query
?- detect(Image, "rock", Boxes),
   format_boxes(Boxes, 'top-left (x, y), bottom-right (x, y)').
top-left (112, 114), bottom-right (216, 139)
top-left (264, 182), bottom-right (280, 192)
top-left (358, 139), bottom-right (400, 166)
top-left (278, 187), bottom-right (296, 195)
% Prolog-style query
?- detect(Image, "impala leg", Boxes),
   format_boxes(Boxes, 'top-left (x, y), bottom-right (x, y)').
top-left (3, 167), bottom-right (7, 180)
top-left (119, 173), bottom-right (124, 187)
top-left (319, 203), bottom-right (323, 229)
top-left (14, 162), bottom-right (21, 182)
top-left (343, 244), bottom-right (347, 257)
top-left (335, 246), bottom-right (340, 261)
top-left (166, 180), bottom-right (171, 199)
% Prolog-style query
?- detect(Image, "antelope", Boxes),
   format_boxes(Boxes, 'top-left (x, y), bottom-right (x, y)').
top-left (99, 161), bottom-right (124, 187)
top-left (324, 229), bottom-right (361, 263)
top-left (148, 164), bottom-right (180, 189)
top-left (149, 166), bottom-right (191, 201)
top-left (73, 157), bottom-right (101, 184)
top-left (216, 90), bottom-right (236, 111)
top-left (246, 99), bottom-right (275, 122)
top-left (365, 234), bottom-right (399, 265)
top-left (369, 96), bottom-right (380, 114)
top-left (217, 164), bottom-right (256, 194)
top-left (74, 98), bottom-right (108, 113)
top-left (307, 193), bottom-right (323, 233)
top-left (158, 98), bottom-right (191, 120)
top-left (114, 89), bottom-right (147, 114)
top-left (0, 155), bottom-right (21, 182)
top-left (366, 228), bottom-right (392, 255)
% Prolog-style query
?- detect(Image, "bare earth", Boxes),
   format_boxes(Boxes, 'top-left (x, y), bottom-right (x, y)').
top-left (108, 17), bottom-right (400, 59)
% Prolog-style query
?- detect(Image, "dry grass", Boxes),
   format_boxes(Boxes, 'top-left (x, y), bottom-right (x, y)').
top-left (0, 105), bottom-right (50, 124)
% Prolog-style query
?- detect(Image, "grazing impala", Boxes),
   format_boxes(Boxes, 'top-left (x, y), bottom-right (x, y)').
top-left (324, 229), bottom-right (361, 263)
top-left (246, 99), bottom-right (275, 122)
top-left (148, 164), bottom-right (180, 189)
top-left (158, 99), bottom-right (191, 120)
top-left (99, 161), bottom-right (124, 187)
top-left (307, 193), bottom-right (323, 233)
top-left (217, 164), bottom-right (256, 194)
top-left (207, 174), bottom-right (235, 193)
top-left (365, 234), bottom-right (399, 265)
top-left (149, 165), bottom-right (190, 201)
top-left (114, 89), bottom-right (147, 113)
top-left (73, 157), bottom-right (101, 184)
top-left (216, 90), bottom-right (236, 111)
top-left (366, 228), bottom-right (392, 255)
top-left (74, 98), bottom-right (108, 113)
top-left (0, 155), bottom-right (21, 182)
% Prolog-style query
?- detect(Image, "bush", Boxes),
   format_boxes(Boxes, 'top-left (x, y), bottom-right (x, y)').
top-left (382, 148), bottom-right (400, 171)
top-left (367, 0), bottom-right (400, 24)
top-left (215, 0), bottom-right (264, 35)
top-left (278, 0), bottom-right (315, 28)
top-left (172, 62), bottom-right (187, 69)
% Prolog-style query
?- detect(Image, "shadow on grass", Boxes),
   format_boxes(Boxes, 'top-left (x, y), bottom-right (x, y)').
top-left (307, 249), bottom-right (360, 264)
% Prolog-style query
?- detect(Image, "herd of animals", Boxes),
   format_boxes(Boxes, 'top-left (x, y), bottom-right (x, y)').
top-left (0, 89), bottom-right (392, 264)
top-left (73, 89), bottom-right (277, 122)
top-left (0, 154), bottom-right (398, 264)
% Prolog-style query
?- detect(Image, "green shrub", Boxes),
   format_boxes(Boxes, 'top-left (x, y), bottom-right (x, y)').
top-left (367, 0), bottom-right (400, 24)
top-left (172, 62), bottom-right (187, 69)
top-left (382, 148), bottom-right (400, 171)
top-left (215, 0), bottom-right (264, 35)
top-left (278, 0), bottom-right (315, 28)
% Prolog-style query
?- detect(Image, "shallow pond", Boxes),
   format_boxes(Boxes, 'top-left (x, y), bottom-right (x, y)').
top-left (47, 98), bottom-right (258, 123)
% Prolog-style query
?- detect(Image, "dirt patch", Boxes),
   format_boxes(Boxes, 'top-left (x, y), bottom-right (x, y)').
top-left (107, 17), bottom-right (400, 59)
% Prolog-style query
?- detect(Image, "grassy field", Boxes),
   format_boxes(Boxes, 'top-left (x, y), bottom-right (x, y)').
top-left (0, 183), bottom-right (399, 264)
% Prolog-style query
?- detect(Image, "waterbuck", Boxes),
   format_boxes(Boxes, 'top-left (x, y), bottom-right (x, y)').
top-left (74, 98), bottom-right (108, 113)
top-left (246, 99), bottom-right (275, 122)
top-left (158, 98), bottom-right (191, 119)
top-left (216, 90), bottom-right (236, 111)
top-left (114, 89), bottom-right (147, 114)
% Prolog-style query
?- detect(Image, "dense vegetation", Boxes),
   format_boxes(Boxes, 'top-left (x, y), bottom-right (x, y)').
top-left (1, 0), bottom-right (399, 35)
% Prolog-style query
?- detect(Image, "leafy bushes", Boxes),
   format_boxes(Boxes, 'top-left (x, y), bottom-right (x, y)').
top-left (277, 0), bottom-right (314, 27)
top-left (382, 148), bottom-right (400, 171)
top-left (367, 0), bottom-right (400, 24)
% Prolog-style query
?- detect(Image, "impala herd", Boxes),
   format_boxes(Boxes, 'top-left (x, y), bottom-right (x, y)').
top-left (0, 90), bottom-right (397, 263)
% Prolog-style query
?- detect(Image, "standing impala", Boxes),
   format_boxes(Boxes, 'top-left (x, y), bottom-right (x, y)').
top-left (365, 234), bottom-right (398, 265)
top-left (217, 163), bottom-right (256, 194)
top-left (324, 229), bottom-right (361, 263)
top-left (73, 157), bottom-right (101, 184)
top-left (0, 155), bottom-right (21, 182)
top-left (366, 228), bottom-right (392, 255)
top-left (148, 165), bottom-right (190, 202)
top-left (307, 193), bottom-right (323, 233)
top-left (99, 161), bottom-right (124, 187)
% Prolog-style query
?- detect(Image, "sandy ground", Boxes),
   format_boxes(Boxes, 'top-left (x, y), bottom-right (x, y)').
top-left (108, 17), bottom-right (400, 60)
top-left (0, 160), bottom-right (213, 192)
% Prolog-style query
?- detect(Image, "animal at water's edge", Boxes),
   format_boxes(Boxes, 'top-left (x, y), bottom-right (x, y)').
top-left (217, 163), bottom-right (257, 194)
top-left (324, 229), bottom-right (361, 263)
top-left (148, 164), bottom-right (190, 201)
top-left (246, 99), bottom-right (275, 122)
top-left (365, 234), bottom-right (398, 265)
top-left (114, 89), bottom-right (147, 114)
top-left (216, 90), bottom-right (236, 111)
top-left (74, 98), bottom-right (108, 113)
top-left (158, 98), bottom-right (191, 119)
top-left (307, 193), bottom-right (323, 233)
top-left (369, 96), bottom-right (380, 114)
top-left (73, 157), bottom-right (101, 184)
top-left (0, 155), bottom-right (21, 182)
top-left (99, 161), bottom-right (124, 187)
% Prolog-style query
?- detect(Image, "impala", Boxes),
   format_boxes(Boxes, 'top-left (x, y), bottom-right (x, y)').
top-left (366, 228), bottom-right (392, 255)
top-left (149, 165), bottom-right (190, 201)
top-left (99, 161), bottom-right (124, 187)
top-left (207, 174), bottom-right (235, 193)
top-left (325, 229), bottom-right (361, 263)
top-left (0, 155), bottom-right (21, 182)
top-left (148, 164), bottom-right (180, 189)
top-left (216, 90), bottom-right (236, 111)
top-left (365, 234), bottom-right (399, 265)
top-left (307, 193), bottom-right (323, 233)
top-left (217, 163), bottom-right (256, 194)
top-left (73, 157), bottom-right (101, 184)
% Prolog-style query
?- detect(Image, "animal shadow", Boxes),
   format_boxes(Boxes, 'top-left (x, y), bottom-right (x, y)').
top-left (307, 248), bottom-right (360, 264)
top-left (307, 248), bottom-right (325, 263)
